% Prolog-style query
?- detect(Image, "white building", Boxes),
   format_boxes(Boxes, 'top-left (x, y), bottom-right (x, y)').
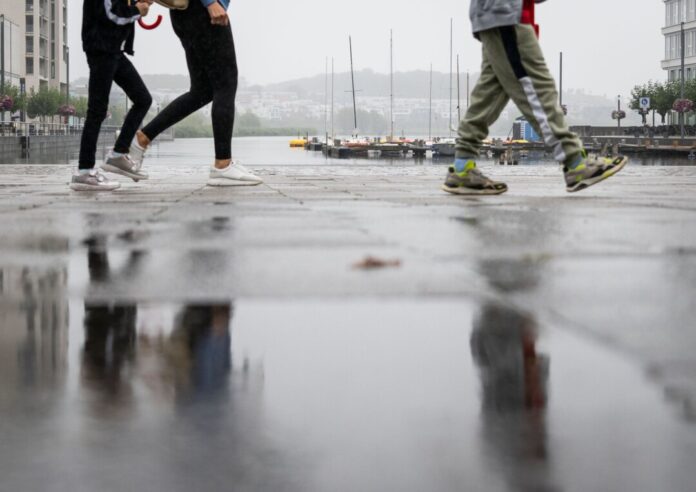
top-left (1, 0), bottom-right (69, 95)
top-left (663, 0), bottom-right (696, 82)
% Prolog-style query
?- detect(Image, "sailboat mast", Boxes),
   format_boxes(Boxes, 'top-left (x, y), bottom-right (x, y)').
top-left (457, 54), bottom-right (461, 123)
top-left (349, 36), bottom-right (358, 136)
top-left (324, 56), bottom-right (328, 142)
top-left (331, 57), bottom-right (335, 140)
top-left (429, 63), bottom-right (433, 141)
top-left (390, 29), bottom-right (394, 141)
top-left (449, 18), bottom-right (453, 137)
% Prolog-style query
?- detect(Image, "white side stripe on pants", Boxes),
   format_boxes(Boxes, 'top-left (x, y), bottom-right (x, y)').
top-left (519, 77), bottom-right (566, 162)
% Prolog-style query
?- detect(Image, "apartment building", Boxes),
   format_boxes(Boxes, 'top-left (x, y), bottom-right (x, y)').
top-left (0, 0), bottom-right (69, 95)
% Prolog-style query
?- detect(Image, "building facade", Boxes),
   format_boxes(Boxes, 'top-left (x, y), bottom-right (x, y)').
top-left (1, 0), bottom-right (68, 96)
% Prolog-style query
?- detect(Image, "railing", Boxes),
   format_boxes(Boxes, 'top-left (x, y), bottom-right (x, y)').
top-left (0, 122), bottom-right (121, 137)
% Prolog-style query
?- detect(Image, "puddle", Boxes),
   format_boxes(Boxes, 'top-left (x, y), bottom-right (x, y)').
top-left (1, 273), bottom-right (696, 491)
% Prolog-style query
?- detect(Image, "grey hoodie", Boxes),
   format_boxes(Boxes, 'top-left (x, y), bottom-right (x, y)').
top-left (469, 0), bottom-right (547, 35)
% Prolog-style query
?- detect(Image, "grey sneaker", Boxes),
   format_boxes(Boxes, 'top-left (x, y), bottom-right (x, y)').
top-left (442, 166), bottom-right (508, 195)
top-left (101, 153), bottom-right (148, 182)
top-left (564, 152), bottom-right (628, 193)
top-left (129, 141), bottom-right (147, 170)
top-left (70, 169), bottom-right (121, 192)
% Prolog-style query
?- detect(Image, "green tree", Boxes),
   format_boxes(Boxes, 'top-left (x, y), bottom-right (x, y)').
top-left (335, 108), bottom-right (388, 135)
top-left (0, 83), bottom-right (28, 114)
top-left (173, 110), bottom-right (213, 138)
top-left (70, 96), bottom-right (88, 120)
top-left (653, 81), bottom-right (679, 124)
top-left (26, 87), bottom-right (62, 122)
top-left (236, 111), bottom-right (261, 129)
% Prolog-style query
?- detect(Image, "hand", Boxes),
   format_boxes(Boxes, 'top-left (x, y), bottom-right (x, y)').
top-left (207, 2), bottom-right (229, 26)
top-left (136, 2), bottom-right (150, 16)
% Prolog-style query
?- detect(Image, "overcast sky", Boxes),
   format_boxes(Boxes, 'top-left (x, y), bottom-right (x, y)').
top-left (68, 0), bottom-right (664, 98)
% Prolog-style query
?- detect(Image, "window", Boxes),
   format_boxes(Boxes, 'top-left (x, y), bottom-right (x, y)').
top-left (26, 57), bottom-right (34, 75)
top-left (689, 0), bottom-right (696, 21)
top-left (26, 15), bottom-right (34, 33)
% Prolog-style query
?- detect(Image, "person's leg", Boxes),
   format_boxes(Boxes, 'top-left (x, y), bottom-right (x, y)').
top-left (199, 24), bottom-right (238, 167)
top-left (455, 50), bottom-right (510, 160)
top-left (78, 53), bottom-right (118, 170)
top-left (479, 24), bottom-right (626, 192)
top-left (478, 25), bottom-right (582, 163)
top-left (112, 54), bottom-right (152, 154)
top-left (197, 26), bottom-right (260, 186)
top-left (140, 38), bottom-right (213, 145)
top-left (443, 47), bottom-right (510, 195)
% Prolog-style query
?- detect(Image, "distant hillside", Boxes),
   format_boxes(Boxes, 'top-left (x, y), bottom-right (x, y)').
top-left (255, 69), bottom-right (475, 100)
top-left (73, 70), bottom-right (476, 100)
top-left (72, 73), bottom-right (191, 90)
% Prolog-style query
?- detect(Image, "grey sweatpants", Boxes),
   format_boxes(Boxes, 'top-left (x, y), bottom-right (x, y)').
top-left (455, 24), bottom-right (582, 163)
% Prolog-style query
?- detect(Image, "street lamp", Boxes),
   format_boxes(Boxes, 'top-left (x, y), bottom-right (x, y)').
top-left (617, 95), bottom-right (621, 130)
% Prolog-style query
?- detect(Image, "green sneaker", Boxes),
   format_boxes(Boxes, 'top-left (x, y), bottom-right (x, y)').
top-left (442, 165), bottom-right (508, 196)
top-left (564, 152), bottom-right (628, 193)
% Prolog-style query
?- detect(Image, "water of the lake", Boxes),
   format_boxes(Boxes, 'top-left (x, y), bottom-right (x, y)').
top-left (8, 136), bottom-right (695, 167)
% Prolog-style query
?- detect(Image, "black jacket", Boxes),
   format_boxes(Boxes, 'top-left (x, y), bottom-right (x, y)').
top-left (82, 0), bottom-right (142, 55)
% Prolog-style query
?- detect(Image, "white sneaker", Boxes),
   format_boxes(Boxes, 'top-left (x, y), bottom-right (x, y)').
top-left (207, 160), bottom-right (263, 187)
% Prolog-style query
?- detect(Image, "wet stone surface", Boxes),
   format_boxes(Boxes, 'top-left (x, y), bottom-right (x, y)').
top-left (1, 162), bottom-right (696, 491)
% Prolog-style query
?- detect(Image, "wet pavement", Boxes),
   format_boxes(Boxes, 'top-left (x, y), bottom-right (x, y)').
top-left (1, 162), bottom-right (696, 491)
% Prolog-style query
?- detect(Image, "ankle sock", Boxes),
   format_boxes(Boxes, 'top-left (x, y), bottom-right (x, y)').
top-left (454, 158), bottom-right (477, 175)
top-left (78, 169), bottom-right (93, 175)
top-left (564, 153), bottom-right (585, 170)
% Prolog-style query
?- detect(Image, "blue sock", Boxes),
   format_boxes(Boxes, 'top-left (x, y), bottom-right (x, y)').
top-left (454, 158), bottom-right (476, 174)
top-left (565, 153), bottom-right (584, 170)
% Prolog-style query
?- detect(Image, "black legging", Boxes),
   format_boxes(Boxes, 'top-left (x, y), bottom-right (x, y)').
top-left (79, 52), bottom-right (152, 169)
top-left (142, 1), bottom-right (238, 160)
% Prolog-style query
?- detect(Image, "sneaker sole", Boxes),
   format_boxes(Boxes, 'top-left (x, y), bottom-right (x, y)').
top-left (100, 163), bottom-right (149, 182)
top-left (69, 183), bottom-right (120, 192)
top-left (566, 156), bottom-right (628, 193)
top-left (441, 184), bottom-right (508, 196)
top-left (207, 178), bottom-right (263, 187)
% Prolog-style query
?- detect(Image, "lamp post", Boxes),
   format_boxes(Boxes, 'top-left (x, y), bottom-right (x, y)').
top-left (617, 95), bottom-right (621, 130)
top-left (1, 14), bottom-right (5, 124)
top-left (681, 21), bottom-right (686, 139)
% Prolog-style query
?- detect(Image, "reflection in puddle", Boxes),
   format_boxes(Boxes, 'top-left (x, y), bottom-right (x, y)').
top-left (2, 261), bottom-right (696, 490)
top-left (80, 301), bottom-right (234, 418)
top-left (0, 265), bottom-right (69, 394)
top-left (472, 303), bottom-right (556, 491)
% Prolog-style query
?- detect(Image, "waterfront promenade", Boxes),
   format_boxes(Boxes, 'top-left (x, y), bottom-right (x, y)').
top-left (1, 162), bottom-right (696, 491)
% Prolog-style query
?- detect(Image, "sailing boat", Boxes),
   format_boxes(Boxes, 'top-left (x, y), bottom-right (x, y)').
top-left (432, 19), bottom-right (457, 157)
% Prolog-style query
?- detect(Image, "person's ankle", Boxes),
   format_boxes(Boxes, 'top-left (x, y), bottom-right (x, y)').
top-left (214, 159), bottom-right (232, 170)
top-left (454, 158), bottom-right (476, 175)
top-left (564, 152), bottom-right (585, 171)
top-left (136, 130), bottom-right (150, 149)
